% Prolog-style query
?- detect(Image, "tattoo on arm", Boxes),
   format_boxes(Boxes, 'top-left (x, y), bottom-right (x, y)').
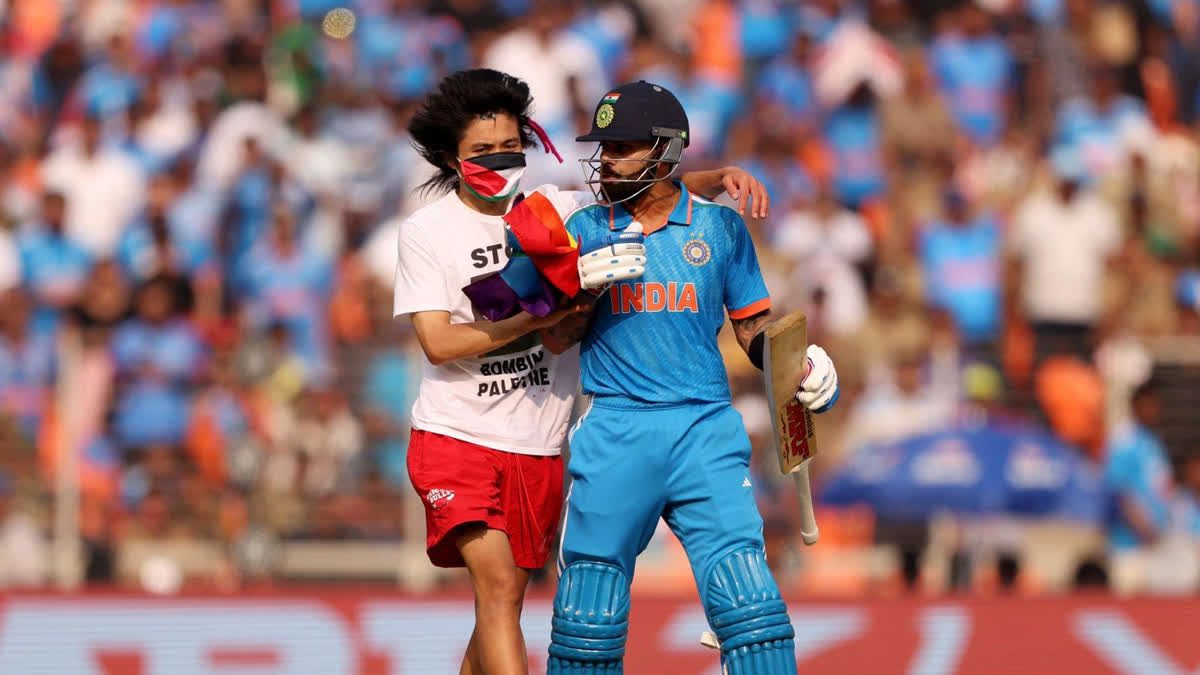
top-left (731, 310), bottom-right (771, 354)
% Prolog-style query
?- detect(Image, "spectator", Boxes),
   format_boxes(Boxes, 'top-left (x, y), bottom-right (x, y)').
top-left (775, 182), bottom-right (873, 336)
top-left (757, 32), bottom-right (818, 127)
top-left (0, 471), bottom-right (47, 588)
top-left (241, 203), bottom-right (334, 378)
top-left (1055, 65), bottom-right (1153, 182)
top-left (929, 3), bottom-right (1013, 148)
top-left (227, 138), bottom-right (278, 278)
top-left (1009, 150), bottom-right (1120, 364)
top-left (112, 276), bottom-right (204, 382)
top-left (919, 189), bottom-right (1003, 353)
top-left (1104, 379), bottom-right (1175, 594)
top-left (40, 114), bottom-right (147, 258)
top-left (294, 386), bottom-right (364, 497)
top-left (186, 351), bottom-right (253, 488)
top-left (116, 174), bottom-right (190, 283)
top-left (165, 157), bottom-right (224, 282)
top-left (77, 32), bottom-right (144, 122)
top-left (881, 49), bottom-right (956, 177)
top-left (822, 83), bottom-right (887, 210)
top-left (110, 276), bottom-right (206, 449)
top-left (0, 288), bottom-right (55, 443)
top-left (17, 190), bottom-right (91, 332)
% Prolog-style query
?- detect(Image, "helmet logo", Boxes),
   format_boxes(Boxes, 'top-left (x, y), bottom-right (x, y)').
top-left (596, 103), bottom-right (615, 129)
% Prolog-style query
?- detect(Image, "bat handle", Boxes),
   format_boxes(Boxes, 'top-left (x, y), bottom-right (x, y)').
top-left (792, 463), bottom-right (819, 546)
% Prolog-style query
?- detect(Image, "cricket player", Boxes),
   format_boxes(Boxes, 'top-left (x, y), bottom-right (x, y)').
top-left (393, 69), bottom-right (770, 675)
top-left (546, 81), bottom-right (840, 674)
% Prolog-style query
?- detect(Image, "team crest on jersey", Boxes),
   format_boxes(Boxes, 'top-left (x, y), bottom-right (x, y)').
top-left (596, 103), bottom-right (615, 128)
top-left (682, 238), bottom-right (711, 266)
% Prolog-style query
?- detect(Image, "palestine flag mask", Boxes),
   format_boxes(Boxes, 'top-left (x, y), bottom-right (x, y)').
top-left (457, 152), bottom-right (527, 202)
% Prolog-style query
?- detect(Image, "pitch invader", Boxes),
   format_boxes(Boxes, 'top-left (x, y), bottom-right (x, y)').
top-left (547, 82), bottom-right (840, 674)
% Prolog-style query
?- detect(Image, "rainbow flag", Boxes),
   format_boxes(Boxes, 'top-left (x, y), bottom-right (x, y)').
top-left (461, 192), bottom-right (583, 321)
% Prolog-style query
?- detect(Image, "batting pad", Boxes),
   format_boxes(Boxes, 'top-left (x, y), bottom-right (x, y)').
top-left (548, 561), bottom-right (629, 673)
top-left (703, 547), bottom-right (797, 675)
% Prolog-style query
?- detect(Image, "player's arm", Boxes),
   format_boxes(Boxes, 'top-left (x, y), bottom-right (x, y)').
top-left (410, 307), bottom-right (583, 365)
top-left (680, 166), bottom-right (770, 219)
top-left (731, 309), bottom-right (773, 365)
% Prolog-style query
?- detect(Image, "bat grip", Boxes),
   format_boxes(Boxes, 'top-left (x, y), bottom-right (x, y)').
top-left (792, 464), bottom-right (819, 546)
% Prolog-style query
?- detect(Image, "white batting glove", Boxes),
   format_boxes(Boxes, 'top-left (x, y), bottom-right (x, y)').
top-left (797, 344), bottom-right (839, 413)
top-left (578, 222), bottom-right (646, 291)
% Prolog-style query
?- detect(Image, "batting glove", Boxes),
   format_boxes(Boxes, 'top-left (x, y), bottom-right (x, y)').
top-left (797, 344), bottom-right (839, 413)
top-left (578, 222), bottom-right (646, 291)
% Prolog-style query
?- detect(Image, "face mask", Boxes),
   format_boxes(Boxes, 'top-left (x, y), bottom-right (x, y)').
top-left (458, 152), bottom-right (526, 202)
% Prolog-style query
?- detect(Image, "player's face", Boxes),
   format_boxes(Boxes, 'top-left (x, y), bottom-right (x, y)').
top-left (598, 140), bottom-right (659, 203)
top-left (455, 112), bottom-right (522, 162)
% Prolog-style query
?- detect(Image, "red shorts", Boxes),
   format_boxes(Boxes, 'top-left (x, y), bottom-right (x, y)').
top-left (407, 429), bottom-right (564, 570)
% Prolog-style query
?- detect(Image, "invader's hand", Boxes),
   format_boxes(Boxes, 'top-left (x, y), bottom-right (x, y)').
top-left (720, 167), bottom-right (770, 220)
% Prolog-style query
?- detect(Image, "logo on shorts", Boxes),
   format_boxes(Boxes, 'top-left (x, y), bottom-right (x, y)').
top-left (742, 477), bottom-right (752, 488)
top-left (427, 488), bottom-right (455, 510)
top-left (683, 238), bottom-right (711, 266)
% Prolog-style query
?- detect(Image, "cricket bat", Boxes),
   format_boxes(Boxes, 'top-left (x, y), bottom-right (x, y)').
top-left (763, 311), bottom-right (819, 546)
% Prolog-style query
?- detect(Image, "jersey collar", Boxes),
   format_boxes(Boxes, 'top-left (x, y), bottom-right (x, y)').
top-left (607, 181), bottom-right (693, 235)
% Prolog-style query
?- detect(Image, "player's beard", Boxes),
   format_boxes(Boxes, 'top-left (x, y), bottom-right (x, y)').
top-left (599, 178), bottom-right (651, 205)
top-left (599, 161), bottom-right (657, 204)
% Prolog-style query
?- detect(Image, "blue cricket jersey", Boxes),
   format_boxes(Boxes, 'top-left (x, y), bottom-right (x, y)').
top-left (565, 183), bottom-right (770, 405)
top-left (1104, 423), bottom-right (1173, 551)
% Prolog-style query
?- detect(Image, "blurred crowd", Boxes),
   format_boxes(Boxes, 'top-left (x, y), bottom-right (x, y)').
top-left (1, 0), bottom-right (1200, 596)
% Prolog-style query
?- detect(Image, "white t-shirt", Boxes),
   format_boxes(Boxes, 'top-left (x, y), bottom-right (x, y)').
top-left (393, 186), bottom-right (587, 456)
top-left (40, 146), bottom-right (147, 258)
top-left (1010, 190), bottom-right (1120, 324)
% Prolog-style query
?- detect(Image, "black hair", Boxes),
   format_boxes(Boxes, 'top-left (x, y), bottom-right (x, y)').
top-left (407, 69), bottom-right (538, 196)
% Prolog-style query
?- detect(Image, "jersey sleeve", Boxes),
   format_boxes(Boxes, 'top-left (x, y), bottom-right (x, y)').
top-left (724, 212), bottom-right (771, 320)
top-left (392, 220), bottom-right (451, 317)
